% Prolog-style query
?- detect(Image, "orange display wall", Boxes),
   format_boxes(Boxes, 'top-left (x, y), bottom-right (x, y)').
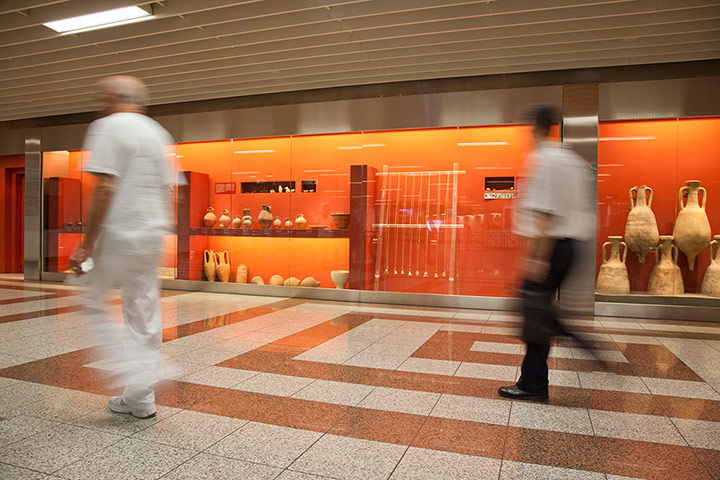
top-left (0, 154), bottom-right (25, 273)
top-left (596, 117), bottom-right (720, 295)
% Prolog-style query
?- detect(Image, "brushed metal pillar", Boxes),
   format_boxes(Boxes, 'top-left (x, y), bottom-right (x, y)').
top-left (24, 137), bottom-right (42, 280)
top-left (561, 84), bottom-right (599, 316)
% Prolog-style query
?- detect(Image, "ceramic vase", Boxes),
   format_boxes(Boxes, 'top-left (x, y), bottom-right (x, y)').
top-left (624, 185), bottom-right (659, 263)
top-left (673, 180), bottom-right (711, 270)
top-left (203, 207), bottom-right (217, 227)
top-left (218, 209), bottom-right (231, 228)
top-left (258, 205), bottom-right (273, 229)
top-left (273, 216), bottom-right (282, 229)
top-left (269, 274), bottom-right (284, 286)
top-left (284, 218), bottom-right (293, 229)
top-left (648, 236), bottom-right (684, 295)
top-left (700, 235), bottom-right (720, 297)
top-left (232, 215), bottom-right (242, 229)
top-left (596, 236), bottom-right (630, 294)
top-left (331, 270), bottom-right (350, 289)
top-left (235, 264), bottom-right (248, 284)
top-left (203, 249), bottom-right (216, 281)
top-left (214, 251), bottom-right (230, 283)
top-left (295, 213), bottom-right (307, 230)
top-left (331, 213), bottom-right (350, 229)
top-left (242, 208), bottom-right (253, 229)
top-left (301, 276), bottom-right (320, 287)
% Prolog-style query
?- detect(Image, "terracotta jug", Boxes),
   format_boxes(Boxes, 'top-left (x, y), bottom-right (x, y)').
top-left (284, 218), bottom-right (293, 229)
top-left (203, 207), bottom-right (217, 227)
top-left (700, 235), bottom-right (720, 297)
top-left (596, 236), bottom-right (630, 294)
top-left (624, 185), bottom-right (659, 263)
top-left (232, 215), bottom-right (242, 229)
top-left (273, 216), bottom-right (282, 229)
top-left (258, 205), bottom-right (273, 229)
top-left (295, 213), bottom-right (307, 230)
top-left (218, 209), bottom-right (231, 228)
top-left (235, 264), bottom-right (248, 284)
top-left (214, 251), bottom-right (230, 283)
top-left (648, 236), bottom-right (684, 295)
top-left (203, 249), bottom-right (216, 281)
top-left (242, 208), bottom-right (253, 229)
top-left (673, 180), bottom-right (711, 270)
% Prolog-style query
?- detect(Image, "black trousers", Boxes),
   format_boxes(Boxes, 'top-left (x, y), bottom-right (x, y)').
top-left (516, 238), bottom-right (576, 394)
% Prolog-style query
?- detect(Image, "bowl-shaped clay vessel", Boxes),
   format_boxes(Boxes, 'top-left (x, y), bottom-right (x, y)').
top-left (269, 274), bottom-right (285, 286)
top-left (331, 213), bottom-right (350, 229)
top-left (250, 276), bottom-right (264, 285)
top-left (331, 270), bottom-right (350, 289)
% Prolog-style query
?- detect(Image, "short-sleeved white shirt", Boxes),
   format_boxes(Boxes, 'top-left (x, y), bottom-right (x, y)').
top-left (514, 141), bottom-right (595, 241)
top-left (83, 112), bottom-right (176, 255)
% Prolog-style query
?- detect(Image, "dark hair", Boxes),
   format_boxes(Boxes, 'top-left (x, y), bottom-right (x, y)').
top-left (528, 105), bottom-right (559, 137)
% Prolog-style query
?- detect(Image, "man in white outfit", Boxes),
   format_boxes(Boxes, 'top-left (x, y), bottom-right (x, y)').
top-left (70, 76), bottom-right (176, 419)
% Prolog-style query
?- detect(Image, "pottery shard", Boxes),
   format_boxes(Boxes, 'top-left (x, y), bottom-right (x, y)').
top-left (269, 274), bottom-right (285, 286)
top-left (301, 276), bottom-right (320, 287)
top-left (250, 276), bottom-right (264, 285)
top-left (284, 277), bottom-right (301, 287)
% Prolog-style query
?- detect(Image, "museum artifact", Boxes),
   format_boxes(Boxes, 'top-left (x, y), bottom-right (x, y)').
top-left (301, 276), bottom-right (320, 287)
top-left (331, 213), bottom-right (350, 229)
top-left (232, 215), bottom-right (242, 229)
top-left (700, 235), bottom-right (720, 297)
top-left (295, 213), bottom-right (307, 229)
top-left (284, 218), bottom-right (293, 229)
top-left (648, 236), bottom-right (684, 295)
top-left (331, 270), bottom-right (350, 289)
top-left (624, 185), bottom-right (659, 263)
top-left (258, 205), bottom-right (273, 229)
top-left (596, 236), bottom-right (630, 294)
top-left (284, 277), bottom-right (301, 287)
top-left (273, 216), bottom-right (282, 229)
top-left (242, 208), bottom-right (253, 228)
top-left (269, 274), bottom-right (284, 286)
top-left (218, 209), bottom-right (231, 228)
top-left (235, 265), bottom-right (248, 283)
top-left (251, 276), bottom-right (264, 285)
top-left (215, 251), bottom-right (230, 282)
top-left (203, 249), bottom-right (216, 281)
top-left (203, 207), bottom-right (217, 227)
top-left (673, 180), bottom-right (711, 270)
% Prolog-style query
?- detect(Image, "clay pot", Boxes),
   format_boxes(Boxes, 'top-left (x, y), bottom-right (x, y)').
top-left (624, 185), bottom-right (659, 264)
top-left (203, 249), bottom-right (216, 281)
top-left (596, 236), bottom-right (630, 294)
top-left (648, 236), bottom-right (684, 295)
top-left (295, 213), bottom-right (307, 230)
top-left (218, 209), bottom-right (231, 228)
top-left (331, 213), bottom-right (350, 229)
top-left (250, 276), bottom-right (264, 285)
top-left (214, 251), bottom-right (230, 282)
top-left (269, 274), bottom-right (284, 286)
top-left (284, 277), bottom-right (301, 287)
top-left (258, 205), bottom-right (273, 229)
top-left (700, 235), bottom-right (720, 297)
top-left (673, 180), bottom-right (711, 270)
top-left (235, 264), bottom-right (248, 283)
top-left (203, 207), bottom-right (217, 227)
top-left (242, 208), bottom-right (253, 229)
top-left (284, 218), bottom-right (293, 229)
top-left (273, 216), bottom-right (282, 229)
top-left (331, 270), bottom-right (350, 289)
top-left (232, 215), bottom-right (242, 229)
top-left (301, 276), bottom-right (320, 287)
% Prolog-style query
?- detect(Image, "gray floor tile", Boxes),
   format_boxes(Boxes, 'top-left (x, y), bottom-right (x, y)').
top-left (589, 410), bottom-right (687, 446)
top-left (0, 415), bottom-right (62, 449)
top-left (0, 462), bottom-right (50, 479)
top-left (357, 387), bottom-right (440, 416)
top-left (431, 394), bottom-right (511, 426)
top-left (292, 380), bottom-right (375, 407)
top-left (671, 417), bottom-right (720, 450)
top-left (131, 410), bottom-right (246, 451)
top-left (68, 405), bottom-right (182, 436)
top-left (509, 403), bottom-right (593, 435)
top-left (500, 460), bottom-right (605, 479)
top-left (161, 452), bottom-right (282, 479)
top-left (233, 372), bottom-right (315, 397)
top-left (389, 447), bottom-right (501, 479)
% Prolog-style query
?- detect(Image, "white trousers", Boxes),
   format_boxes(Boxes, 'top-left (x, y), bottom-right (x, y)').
top-left (86, 246), bottom-right (162, 414)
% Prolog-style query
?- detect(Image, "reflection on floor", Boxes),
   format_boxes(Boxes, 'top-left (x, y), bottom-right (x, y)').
top-left (1, 274), bottom-right (719, 479)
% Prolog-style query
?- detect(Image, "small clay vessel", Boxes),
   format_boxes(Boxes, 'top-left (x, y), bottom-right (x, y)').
top-left (331, 270), bottom-right (350, 289)
top-left (624, 185), bottom-right (659, 263)
top-left (218, 209), bottom-right (231, 228)
top-left (250, 276), bottom-right (264, 285)
top-left (648, 236), bottom-right (684, 295)
top-left (273, 216), bottom-right (282, 229)
top-left (673, 180), bottom-right (711, 270)
top-left (596, 236), bottom-right (630, 294)
top-left (242, 208), bottom-right (253, 229)
top-left (232, 215), bottom-right (242, 229)
top-left (331, 213), bottom-right (350, 230)
top-left (284, 277), bottom-right (301, 287)
top-left (203, 207), bottom-right (217, 227)
top-left (214, 251), bottom-right (230, 282)
top-left (700, 235), bottom-right (720, 297)
top-left (301, 276), bottom-right (320, 287)
top-left (235, 264), bottom-right (248, 283)
top-left (203, 249), bottom-right (216, 281)
top-left (269, 274), bottom-right (284, 286)
top-left (284, 218), bottom-right (293, 229)
top-left (295, 213), bottom-right (307, 230)
top-left (258, 205), bottom-right (273, 229)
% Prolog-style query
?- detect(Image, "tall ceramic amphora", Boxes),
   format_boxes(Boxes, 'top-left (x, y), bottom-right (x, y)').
top-left (700, 235), bottom-right (720, 297)
top-left (203, 249), bottom-right (216, 282)
top-left (648, 236), bottom-right (684, 295)
top-left (673, 180), bottom-right (711, 270)
top-left (596, 236), bottom-right (630, 294)
top-left (624, 185), bottom-right (659, 263)
top-left (214, 251), bottom-right (231, 283)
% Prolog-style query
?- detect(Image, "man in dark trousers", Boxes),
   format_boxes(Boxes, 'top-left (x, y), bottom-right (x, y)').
top-left (498, 105), bottom-right (594, 402)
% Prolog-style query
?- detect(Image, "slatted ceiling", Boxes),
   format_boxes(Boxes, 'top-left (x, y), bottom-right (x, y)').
top-left (0, 0), bottom-right (718, 122)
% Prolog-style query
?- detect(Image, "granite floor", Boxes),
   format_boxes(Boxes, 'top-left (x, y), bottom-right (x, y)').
top-left (0, 274), bottom-right (719, 479)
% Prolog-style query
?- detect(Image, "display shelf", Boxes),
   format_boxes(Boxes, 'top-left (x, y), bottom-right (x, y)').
top-left (190, 227), bottom-right (349, 238)
top-left (57, 226), bottom-right (84, 234)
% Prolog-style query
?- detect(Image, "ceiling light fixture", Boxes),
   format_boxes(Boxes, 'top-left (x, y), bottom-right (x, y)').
top-left (43, 6), bottom-right (153, 35)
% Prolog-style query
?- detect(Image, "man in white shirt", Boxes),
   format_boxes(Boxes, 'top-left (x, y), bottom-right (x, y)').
top-left (69, 76), bottom-right (176, 419)
top-left (498, 105), bottom-right (594, 402)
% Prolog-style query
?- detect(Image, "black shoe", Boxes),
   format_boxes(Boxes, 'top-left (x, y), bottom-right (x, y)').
top-left (498, 385), bottom-right (549, 402)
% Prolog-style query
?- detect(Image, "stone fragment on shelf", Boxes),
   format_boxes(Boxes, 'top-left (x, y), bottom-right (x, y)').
top-left (301, 276), bottom-right (320, 287)
top-left (284, 277), bottom-right (301, 287)
top-left (250, 276), bottom-right (264, 285)
top-left (269, 274), bottom-right (284, 286)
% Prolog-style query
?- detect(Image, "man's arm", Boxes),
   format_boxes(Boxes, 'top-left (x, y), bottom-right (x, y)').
top-left (525, 212), bottom-right (557, 282)
top-left (68, 173), bottom-right (115, 273)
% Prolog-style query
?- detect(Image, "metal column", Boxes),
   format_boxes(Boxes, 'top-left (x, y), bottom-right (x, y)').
top-left (24, 137), bottom-right (42, 281)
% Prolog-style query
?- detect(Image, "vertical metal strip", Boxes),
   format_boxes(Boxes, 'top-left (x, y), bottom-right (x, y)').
top-left (24, 137), bottom-right (42, 280)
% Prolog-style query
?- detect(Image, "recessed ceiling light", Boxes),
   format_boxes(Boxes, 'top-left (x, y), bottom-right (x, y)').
top-left (43, 6), bottom-right (153, 35)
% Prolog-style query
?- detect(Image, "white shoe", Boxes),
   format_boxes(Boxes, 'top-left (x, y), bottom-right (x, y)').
top-left (108, 396), bottom-right (156, 419)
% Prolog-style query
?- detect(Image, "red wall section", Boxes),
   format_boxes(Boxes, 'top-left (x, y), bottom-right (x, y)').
top-left (0, 154), bottom-right (25, 273)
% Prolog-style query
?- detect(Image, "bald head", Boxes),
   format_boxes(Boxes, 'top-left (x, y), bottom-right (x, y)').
top-left (97, 75), bottom-right (150, 114)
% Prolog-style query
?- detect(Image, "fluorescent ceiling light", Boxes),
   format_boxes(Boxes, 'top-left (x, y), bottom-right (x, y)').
top-left (304, 169), bottom-right (335, 173)
top-left (44, 6), bottom-right (153, 35)
top-left (337, 146), bottom-right (362, 150)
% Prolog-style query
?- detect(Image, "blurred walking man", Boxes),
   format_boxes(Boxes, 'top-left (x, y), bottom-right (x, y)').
top-left (498, 106), bottom-right (594, 402)
top-left (69, 76), bottom-right (175, 418)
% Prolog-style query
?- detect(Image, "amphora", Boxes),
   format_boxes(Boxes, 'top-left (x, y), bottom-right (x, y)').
top-left (218, 209), bottom-right (231, 228)
top-left (624, 185), bottom-right (659, 263)
top-left (258, 205), bottom-right (273, 229)
top-left (673, 180), bottom-right (711, 270)
top-left (203, 249), bottom-right (216, 282)
top-left (596, 236), bottom-right (630, 294)
top-left (214, 251), bottom-right (231, 283)
top-left (648, 236), bottom-right (684, 295)
top-left (700, 235), bottom-right (720, 297)
top-left (295, 214), bottom-right (307, 230)
top-left (203, 207), bottom-right (217, 227)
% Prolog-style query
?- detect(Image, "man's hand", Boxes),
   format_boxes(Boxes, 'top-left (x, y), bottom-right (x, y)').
top-left (69, 245), bottom-right (92, 274)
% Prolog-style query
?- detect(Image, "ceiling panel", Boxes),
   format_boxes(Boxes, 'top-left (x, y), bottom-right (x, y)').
top-left (0, 0), bottom-right (718, 121)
